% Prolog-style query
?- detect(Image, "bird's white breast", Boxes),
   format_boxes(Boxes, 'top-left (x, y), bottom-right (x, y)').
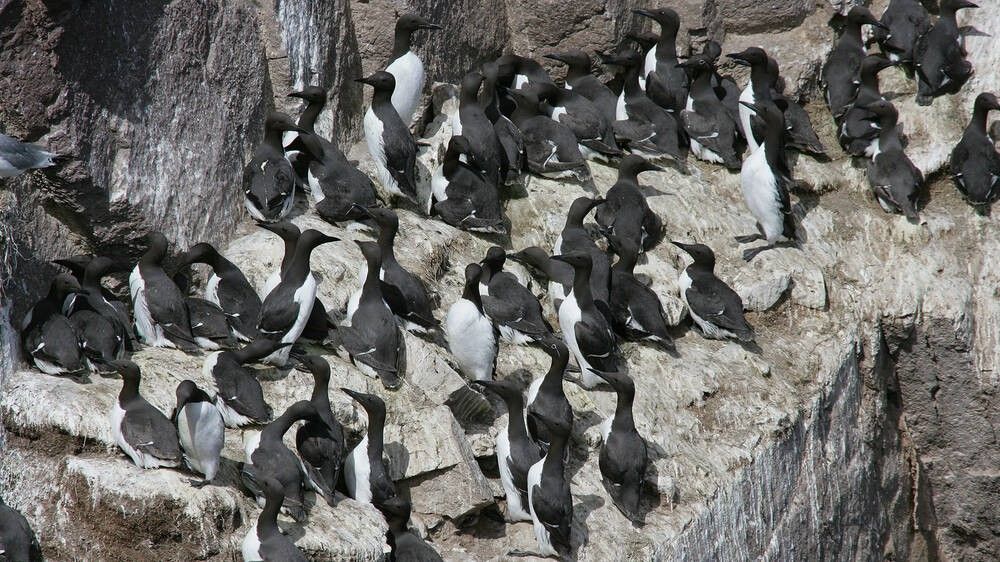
top-left (445, 299), bottom-right (496, 381)
top-left (387, 51), bottom-right (425, 125)
top-left (740, 146), bottom-right (784, 243)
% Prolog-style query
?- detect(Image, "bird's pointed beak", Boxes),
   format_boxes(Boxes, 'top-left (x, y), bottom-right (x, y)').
top-left (550, 254), bottom-right (569, 264)
top-left (727, 53), bottom-right (751, 66)
top-left (739, 101), bottom-right (761, 114)
top-left (350, 202), bottom-right (374, 218)
top-left (670, 240), bottom-right (691, 253)
top-left (421, 22), bottom-right (443, 30)
top-left (355, 76), bottom-right (373, 86)
top-left (287, 91), bottom-right (306, 99)
top-left (633, 8), bottom-right (654, 18)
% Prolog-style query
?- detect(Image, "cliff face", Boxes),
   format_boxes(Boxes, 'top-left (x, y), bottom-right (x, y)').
top-left (2, 0), bottom-right (999, 560)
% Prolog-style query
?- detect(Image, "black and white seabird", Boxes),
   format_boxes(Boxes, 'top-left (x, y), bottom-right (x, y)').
top-left (0, 495), bottom-right (43, 561)
top-left (186, 297), bottom-right (237, 350)
top-left (526, 411), bottom-right (573, 559)
top-left (242, 400), bottom-right (322, 522)
top-left (587, 368), bottom-right (650, 525)
top-left (823, 7), bottom-right (889, 119)
top-left (108, 360), bottom-right (183, 469)
top-left (600, 49), bottom-right (686, 166)
top-left (381, 496), bottom-right (444, 561)
top-left (340, 241), bottom-right (406, 389)
top-left (672, 241), bottom-right (754, 342)
top-left (445, 264), bottom-right (498, 382)
top-left (524, 341), bottom-right (573, 453)
top-left (342, 388), bottom-right (399, 510)
top-left (913, 0), bottom-right (977, 105)
top-left (728, 48), bottom-right (825, 157)
top-left (173, 380), bottom-right (225, 487)
top-left (507, 246), bottom-right (573, 311)
top-left (177, 242), bottom-right (261, 342)
top-left (241, 476), bottom-right (308, 562)
top-left (354, 207), bottom-right (438, 334)
top-left (453, 71), bottom-right (505, 185)
top-left (678, 56), bottom-right (742, 169)
top-left (429, 135), bottom-right (507, 233)
top-left (609, 244), bottom-right (674, 350)
top-left (594, 155), bottom-right (664, 254)
top-left (293, 354), bottom-right (346, 504)
top-left (555, 196), bottom-right (611, 310)
top-left (385, 14), bottom-right (442, 125)
top-left (874, 0), bottom-right (931, 69)
top-left (204, 338), bottom-right (284, 427)
top-left (67, 309), bottom-right (119, 373)
top-left (479, 246), bottom-right (559, 348)
top-left (737, 101), bottom-right (797, 261)
top-left (551, 252), bottom-right (623, 389)
top-left (837, 55), bottom-right (897, 158)
top-left (63, 256), bottom-right (135, 358)
top-left (863, 100), bottom-right (924, 221)
top-left (285, 86), bottom-right (380, 225)
top-left (481, 60), bottom-right (527, 186)
top-left (257, 221), bottom-right (332, 342)
top-left (950, 92), bottom-right (1000, 209)
top-left (495, 54), bottom-right (555, 90)
top-left (360, 71), bottom-right (419, 203)
top-left (533, 82), bottom-right (622, 161)
top-left (633, 7), bottom-right (688, 112)
top-left (475, 379), bottom-right (542, 522)
top-left (0, 133), bottom-right (56, 177)
top-left (506, 86), bottom-right (590, 181)
top-left (22, 274), bottom-right (86, 376)
top-left (544, 50), bottom-right (619, 127)
top-left (728, 47), bottom-right (778, 153)
top-left (130, 232), bottom-right (198, 351)
top-left (256, 229), bottom-right (339, 365)
top-left (243, 112), bottom-right (306, 222)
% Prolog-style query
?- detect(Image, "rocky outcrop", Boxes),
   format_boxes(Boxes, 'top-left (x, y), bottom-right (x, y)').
top-left (3, 0), bottom-right (1000, 560)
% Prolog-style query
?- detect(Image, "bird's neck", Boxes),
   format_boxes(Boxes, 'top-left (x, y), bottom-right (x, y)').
top-left (570, 265), bottom-right (594, 307)
top-left (564, 63), bottom-right (588, 82)
top-left (262, 409), bottom-right (299, 441)
top-left (462, 279), bottom-right (485, 312)
top-left (284, 244), bottom-right (317, 285)
top-left (878, 115), bottom-right (903, 152)
top-left (844, 23), bottom-right (864, 46)
top-left (612, 390), bottom-right (637, 433)
top-left (392, 27), bottom-right (414, 59)
top-left (971, 103), bottom-right (992, 135)
top-left (542, 434), bottom-right (568, 475)
top-left (298, 100), bottom-right (325, 133)
top-left (264, 126), bottom-right (285, 150)
top-left (655, 28), bottom-right (678, 59)
top-left (279, 239), bottom-right (296, 277)
top-left (623, 65), bottom-right (643, 96)
top-left (689, 70), bottom-right (713, 100)
top-left (613, 252), bottom-right (637, 275)
top-left (119, 378), bottom-right (140, 404)
top-left (366, 413), bottom-right (386, 450)
top-left (750, 65), bottom-right (773, 99)
top-left (377, 229), bottom-right (397, 265)
top-left (443, 146), bottom-right (462, 176)
top-left (507, 400), bottom-right (531, 440)
top-left (258, 492), bottom-right (282, 536)
top-left (311, 378), bottom-right (330, 410)
top-left (858, 71), bottom-right (882, 101)
top-left (371, 88), bottom-right (394, 105)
